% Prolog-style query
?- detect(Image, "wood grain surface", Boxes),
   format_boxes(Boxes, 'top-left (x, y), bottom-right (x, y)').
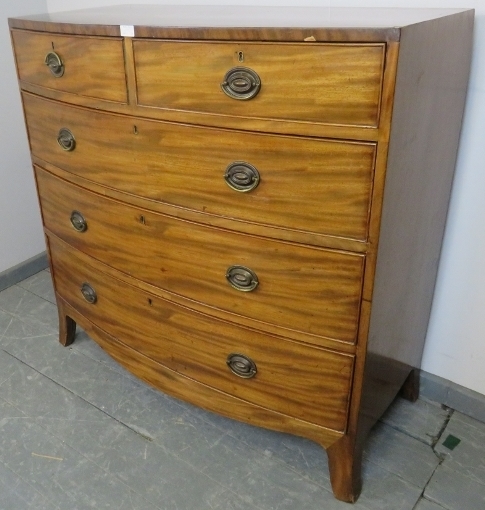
top-left (134, 41), bottom-right (384, 127)
top-left (37, 167), bottom-right (365, 344)
top-left (56, 295), bottom-right (344, 449)
top-left (11, 30), bottom-right (127, 103)
top-left (8, 5), bottom-right (471, 42)
top-left (24, 93), bottom-right (376, 242)
top-left (50, 235), bottom-right (354, 432)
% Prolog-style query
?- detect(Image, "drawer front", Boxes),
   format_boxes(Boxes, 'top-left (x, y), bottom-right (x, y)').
top-left (49, 235), bottom-right (354, 432)
top-left (37, 168), bottom-right (364, 343)
top-left (24, 93), bottom-right (376, 242)
top-left (133, 41), bottom-right (385, 127)
top-left (12, 30), bottom-right (127, 102)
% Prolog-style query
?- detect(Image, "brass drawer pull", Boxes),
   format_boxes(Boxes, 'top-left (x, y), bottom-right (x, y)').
top-left (80, 283), bottom-right (97, 304)
top-left (226, 265), bottom-right (259, 292)
top-left (70, 210), bottom-right (87, 232)
top-left (44, 51), bottom-right (64, 77)
top-left (226, 353), bottom-right (257, 379)
top-left (57, 128), bottom-right (75, 151)
top-left (224, 162), bottom-right (260, 192)
top-left (221, 67), bottom-right (261, 100)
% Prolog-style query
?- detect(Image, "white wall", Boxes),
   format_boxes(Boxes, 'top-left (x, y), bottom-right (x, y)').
top-left (0, 0), bottom-right (48, 274)
top-left (39, 0), bottom-right (485, 397)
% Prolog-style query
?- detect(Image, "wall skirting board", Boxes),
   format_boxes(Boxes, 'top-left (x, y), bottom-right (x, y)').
top-left (0, 251), bottom-right (48, 292)
top-left (420, 371), bottom-right (485, 424)
top-left (0, 251), bottom-right (484, 422)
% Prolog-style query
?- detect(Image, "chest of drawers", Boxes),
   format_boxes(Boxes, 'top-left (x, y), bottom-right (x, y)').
top-left (9, 5), bottom-right (474, 503)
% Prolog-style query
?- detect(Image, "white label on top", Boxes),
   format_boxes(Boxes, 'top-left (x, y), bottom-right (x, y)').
top-left (120, 25), bottom-right (135, 37)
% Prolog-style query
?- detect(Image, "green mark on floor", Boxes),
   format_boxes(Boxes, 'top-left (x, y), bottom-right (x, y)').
top-left (442, 434), bottom-right (461, 451)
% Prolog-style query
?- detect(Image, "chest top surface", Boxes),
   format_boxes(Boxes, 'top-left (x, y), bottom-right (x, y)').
top-left (8, 5), bottom-right (472, 41)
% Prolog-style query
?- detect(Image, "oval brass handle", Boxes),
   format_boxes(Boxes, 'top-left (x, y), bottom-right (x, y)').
top-left (224, 162), bottom-right (260, 193)
top-left (226, 265), bottom-right (259, 292)
top-left (221, 67), bottom-right (261, 100)
top-left (226, 353), bottom-right (257, 379)
top-left (80, 283), bottom-right (97, 304)
top-left (44, 51), bottom-right (64, 78)
top-left (57, 128), bottom-right (75, 151)
top-left (70, 211), bottom-right (87, 232)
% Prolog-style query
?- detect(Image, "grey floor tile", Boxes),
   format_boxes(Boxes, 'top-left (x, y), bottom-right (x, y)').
top-left (348, 464), bottom-right (423, 510)
top-left (196, 406), bottom-right (439, 494)
top-left (0, 308), bottom-right (14, 338)
top-left (198, 409), bottom-right (331, 487)
top-left (380, 397), bottom-right (450, 445)
top-left (232, 459), bottom-right (331, 510)
top-left (17, 270), bottom-right (56, 304)
top-left (48, 412), bottom-right (221, 508)
top-left (153, 475), bottom-right (252, 510)
top-left (424, 462), bottom-right (485, 510)
top-left (0, 316), bottom-right (54, 358)
top-left (0, 349), bottom-right (29, 386)
top-left (434, 411), bottom-right (485, 486)
top-left (0, 393), bottom-right (28, 421)
top-left (413, 498), bottom-right (447, 510)
top-left (0, 459), bottom-right (59, 510)
top-left (0, 374), bottom-right (170, 510)
top-left (70, 327), bottom-right (134, 375)
top-left (0, 284), bottom-right (58, 333)
top-left (364, 421), bottom-right (440, 489)
top-left (212, 494), bottom-right (263, 510)
top-left (0, 408), bottom-right (164, 509)
top-left (234, 460), bottom-right (422, 510)
top-left (0, 347), bottom-right (222, 509)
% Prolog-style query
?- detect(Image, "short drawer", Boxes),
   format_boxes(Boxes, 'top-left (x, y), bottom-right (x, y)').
top-left (133, 40), bottom-right (385, 127)
top-left (11, 30), bottom-right (127, 102)
top-left (37, 168), bottom-right (364, 344)
top-left (24, 93), bottom-right (376, 242)
top-left (49, 235), bottom-right (354, 432)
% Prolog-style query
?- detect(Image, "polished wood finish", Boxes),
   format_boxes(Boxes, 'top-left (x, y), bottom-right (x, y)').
top-left (36, 167), bottom-right (365, 344)
top-left (10, 6), bottom-right (474, 504)
top-left (50, 234), bottom-right (354, 432)
top-left (24, 93), bottom-right (377, 242)
top-left (8, 6), bottom-right (471, 42)
top-left (11, 30), bottom-right (127, 103)
top-left (56, 294), bottom-right (344, 448)
top-left (134, 41), bottom-right (385, 127)
top-left (33, 159), bottom-right (369, 255)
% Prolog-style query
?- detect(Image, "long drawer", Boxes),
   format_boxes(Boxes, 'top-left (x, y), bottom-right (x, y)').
top-left (12, 30), bottom-right (127, 102)
top-left (49, 235), bottom-right (354, 432)
top-left (133, 40), bottom-right (385, 127)
top-left (37, 167), bottom-right (364, 344)
top-left (24, 92), bottom-right (376, 242)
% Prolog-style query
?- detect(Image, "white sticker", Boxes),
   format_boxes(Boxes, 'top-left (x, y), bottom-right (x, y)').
top-left (120, 25), bottom-right (135, 37)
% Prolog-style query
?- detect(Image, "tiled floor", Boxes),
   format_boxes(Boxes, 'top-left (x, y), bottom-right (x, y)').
top-left (0, 269), bottom-right (484, 510)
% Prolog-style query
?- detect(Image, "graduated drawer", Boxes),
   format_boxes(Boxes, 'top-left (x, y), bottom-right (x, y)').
top-left (133, 40), bottom-right (385, 127)
top-left (24, 93), bottom-right (376, 242)
top-left (11, 30), bottom-right (127, 102)
top-left (37, 168), bottom-right (364, 344)
top-left (49, 234), bottom-right (354, 432)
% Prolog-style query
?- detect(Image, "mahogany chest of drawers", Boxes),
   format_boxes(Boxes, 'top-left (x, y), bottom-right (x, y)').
top-left (9, 5), bottom-right (474, 503)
